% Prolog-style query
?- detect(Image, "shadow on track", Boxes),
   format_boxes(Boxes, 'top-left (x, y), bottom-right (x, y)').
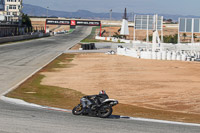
top-left (109, 115), bottom-right (130, 119)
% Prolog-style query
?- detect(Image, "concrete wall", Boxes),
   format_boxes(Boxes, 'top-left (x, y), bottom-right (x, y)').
top-left (0, 33), bottom-right (50, 44)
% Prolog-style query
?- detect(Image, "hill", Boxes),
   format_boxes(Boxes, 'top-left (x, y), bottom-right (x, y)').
top-left (23, 4), bottom-right (200, 21)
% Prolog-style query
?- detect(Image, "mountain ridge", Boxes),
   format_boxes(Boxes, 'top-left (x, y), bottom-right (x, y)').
top-left (22, 4), bottom-right (200, 21)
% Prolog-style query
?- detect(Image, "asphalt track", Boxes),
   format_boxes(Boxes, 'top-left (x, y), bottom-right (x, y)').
top-left (0, 26), bottom-right (91, 95)
top-left (0, 27), bottom-right (200, 133)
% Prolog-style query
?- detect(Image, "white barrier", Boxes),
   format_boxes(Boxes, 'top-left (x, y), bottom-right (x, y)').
top-left (117, 47), bottom-right (200, 62)
top-left (167, 52), bottom-right (172, 60)
top-left (181, 54), bottom-right (186, 61)
top-left (152, 52), bottom-right (156, 59)
top-left (176, 54), bottom-right (181, 61)
top-left (157, 52), bottom-right (162, 60)
top-left (141, 51), bottom-right (152, 59)
top-left (95, 36), bottom-right (131, 43)
top-left (172, 52), bottom-right (176, 60)
top-left (162, 51), bottom-right (167, 60)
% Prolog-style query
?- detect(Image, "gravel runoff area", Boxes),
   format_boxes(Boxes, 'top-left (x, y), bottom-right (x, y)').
top-left (41, 53), bottom-right (200, 115)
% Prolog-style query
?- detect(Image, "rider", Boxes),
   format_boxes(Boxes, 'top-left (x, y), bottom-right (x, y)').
top-left (81, 90), bottom-right (109, 113)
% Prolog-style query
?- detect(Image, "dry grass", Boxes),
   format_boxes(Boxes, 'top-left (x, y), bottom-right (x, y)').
top-left (6, 54), bottom-right (84, 109)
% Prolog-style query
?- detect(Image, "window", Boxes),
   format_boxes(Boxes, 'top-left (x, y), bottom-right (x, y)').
top-left (13, 12), bottom-right (17, 16)
top-left (13, 5), bottom-right (16, 9)
top-left (7, 0), bottom-right (17, 2)
top-left (9, 5), bottom-right (17, 9)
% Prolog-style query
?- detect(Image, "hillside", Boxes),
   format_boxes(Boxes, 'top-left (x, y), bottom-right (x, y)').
top-left (23, 4), bottom-right (200, 21)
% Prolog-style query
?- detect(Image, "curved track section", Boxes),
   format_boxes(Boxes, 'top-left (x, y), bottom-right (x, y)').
top-left (0, 27), bottom-right (199, 133)
top-left (0, 101), bottom-right (200, 133)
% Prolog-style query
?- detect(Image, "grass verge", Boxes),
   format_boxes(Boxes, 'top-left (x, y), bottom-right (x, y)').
top-left (6, 53), bottom-right (200, 124)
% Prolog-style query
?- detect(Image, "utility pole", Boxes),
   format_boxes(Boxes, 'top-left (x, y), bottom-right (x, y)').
top-left (132, 12), bottom-right (134, 22)
top-left (132, 12), bottom-right (134, 41)
top-left (18, 0), bottom-right (23, 26)
top-left (109, 9), bottom-right (112, 37)
top-left (46, 6), bottom-right (49, 18)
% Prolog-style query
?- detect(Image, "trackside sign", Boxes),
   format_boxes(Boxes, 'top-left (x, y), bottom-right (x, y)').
top-left (76, 21), bottom-right (101, 26)
top-left (46, 20), bottom-right (70, 25)
top-left (46, 19), bottom-right (101, 26)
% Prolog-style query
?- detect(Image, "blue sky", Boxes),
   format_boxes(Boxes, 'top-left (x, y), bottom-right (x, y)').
top-left (23, 0), bottom-right (200, 16)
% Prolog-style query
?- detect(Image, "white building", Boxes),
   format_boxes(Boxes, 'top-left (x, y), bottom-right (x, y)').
top-left (0, 0), bottom-right (23, 22)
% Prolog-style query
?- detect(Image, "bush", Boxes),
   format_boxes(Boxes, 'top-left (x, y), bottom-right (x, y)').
top-left (148, 34), bottom-right (178, 44)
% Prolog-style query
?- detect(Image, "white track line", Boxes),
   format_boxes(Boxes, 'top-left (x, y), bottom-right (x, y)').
top-left (0, 96), bottom-right (71, 112)
top-left (126, 116), bottom-right (200, 127)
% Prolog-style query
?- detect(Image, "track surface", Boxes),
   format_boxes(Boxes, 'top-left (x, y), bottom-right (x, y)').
top-left (0, 27), bottom-right (200, 133)
top-left (0, 27), bottom-right (91, 95)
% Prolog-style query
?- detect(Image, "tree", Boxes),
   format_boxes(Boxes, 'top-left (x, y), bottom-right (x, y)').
top-left (183, 33), bottom-right (187, 41)
top-left (163, 34), bottom-right (178, 44)
top-left (22, 14), bottom-right (32, 29)
top-left (193, 34), bottom-right (197, 42)
top-left (146, 34), bottom-right (178, 44)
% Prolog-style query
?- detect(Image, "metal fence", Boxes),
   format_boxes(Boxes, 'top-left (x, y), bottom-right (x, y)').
top-left (0, 21), bottom-right (45, 37)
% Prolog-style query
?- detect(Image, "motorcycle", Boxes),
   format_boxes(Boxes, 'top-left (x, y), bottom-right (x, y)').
top-left (72, 97), bottom-right (118, 118)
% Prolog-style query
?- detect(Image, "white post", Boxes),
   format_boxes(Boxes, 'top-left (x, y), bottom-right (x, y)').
top-left (46, 6), bottom-right (49, 18)
top-left (109, 9), bottom-right (112, 37)
top-left (191, 18), bottom-right (194, 43)
top-left (146, 15), bottom-right (149, 42)
top-left (161, 16), bottom-right (164, 43)
top-left (156, 14), bottom-right (158, 32)
top-left (153, 15), bottom-right (156, 31)
top-left (134, 15), bottom-right (136, 41)
top-left (178, 18), bottom-right (180, 44)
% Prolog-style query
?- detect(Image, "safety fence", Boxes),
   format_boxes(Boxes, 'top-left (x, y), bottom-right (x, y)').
top-left (0, 33), bottom-right (50, 44)
top-left (0, 25), bottom-right (45, 37)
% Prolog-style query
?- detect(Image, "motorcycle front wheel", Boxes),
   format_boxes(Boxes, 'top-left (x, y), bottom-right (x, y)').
top-left (98, 105), bottom-right (113, 118)
top-left (72, 104), bottom-right (83, 115)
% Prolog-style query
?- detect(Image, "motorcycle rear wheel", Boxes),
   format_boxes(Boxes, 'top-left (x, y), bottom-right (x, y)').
top-left (72, 104), bottom-right (83, 115)
top-left (98, 105), bottom-right (113, 118)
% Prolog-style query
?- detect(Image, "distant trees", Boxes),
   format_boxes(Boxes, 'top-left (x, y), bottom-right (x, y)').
top-left (193, 34), bottom-right (197, 41)
top-left (182, 33), bottom-right (187, 41)
top-left (163, 34), bottom-right (178, 43)
top-left (166, 19), bottom-right (173, 23)
top-left (163, 18), bottom-right (176, 24)
top-left (148, 34), bottom-right (178, 43)
top-left (22, 14), bottom-right (32, 28)
top-left (22, 14), bottom-right (32, 33)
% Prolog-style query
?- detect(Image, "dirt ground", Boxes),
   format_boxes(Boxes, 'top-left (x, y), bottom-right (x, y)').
top-left (41, 53), bottom-right (200, 115)
top-left (96, 26), bottom-right (179, 40)
top-left (97, 26), bottom-right (200, 42)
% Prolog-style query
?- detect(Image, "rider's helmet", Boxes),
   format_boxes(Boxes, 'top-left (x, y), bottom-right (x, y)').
top-left (99, 90), bottom-right (106, 95)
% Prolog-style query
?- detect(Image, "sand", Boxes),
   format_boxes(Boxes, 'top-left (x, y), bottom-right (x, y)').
top-left (41, 53), bottom-right (200, 114)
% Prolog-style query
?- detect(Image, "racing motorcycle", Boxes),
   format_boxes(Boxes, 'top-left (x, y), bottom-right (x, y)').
top-left (72, 97), bottom-right (118, 118)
